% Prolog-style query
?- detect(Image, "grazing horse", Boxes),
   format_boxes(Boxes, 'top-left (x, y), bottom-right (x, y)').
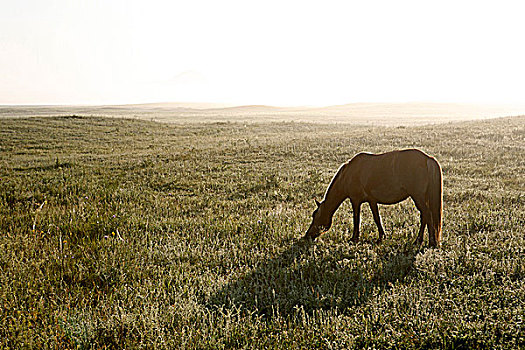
top-left (305, 149), bottom-right (442, 247)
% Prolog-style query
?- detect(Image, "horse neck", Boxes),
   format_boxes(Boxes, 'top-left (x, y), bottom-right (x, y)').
top-left (322, 172), bottom-right (347, 217)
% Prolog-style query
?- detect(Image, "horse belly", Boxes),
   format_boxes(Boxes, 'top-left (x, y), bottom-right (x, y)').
top-left (361, 170), bottom-right (408, 204)
top-left (370, 186), bottom-right (409, 204)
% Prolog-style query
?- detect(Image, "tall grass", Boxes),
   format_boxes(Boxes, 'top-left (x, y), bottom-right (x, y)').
top-left (0, 116), bottom-right (523, 348)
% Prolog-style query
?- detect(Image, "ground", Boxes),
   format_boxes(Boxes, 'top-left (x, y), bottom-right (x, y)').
top-left (0, 115), bottom-right (523, 348)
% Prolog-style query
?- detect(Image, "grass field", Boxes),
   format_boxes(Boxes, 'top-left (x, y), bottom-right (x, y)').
top-left (0, 115), bottom-right (524, 348)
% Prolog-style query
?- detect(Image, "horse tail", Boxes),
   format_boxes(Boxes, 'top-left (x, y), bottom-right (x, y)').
top-left (427, 157), bottom-right (443, 246)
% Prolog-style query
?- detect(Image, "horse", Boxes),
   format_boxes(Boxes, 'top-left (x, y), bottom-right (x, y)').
top-left (304, 149), bottom-right (443, 247)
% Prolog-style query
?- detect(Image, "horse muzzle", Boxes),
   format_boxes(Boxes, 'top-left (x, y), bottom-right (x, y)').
top-left (304, 227), bottom-right (321, 240)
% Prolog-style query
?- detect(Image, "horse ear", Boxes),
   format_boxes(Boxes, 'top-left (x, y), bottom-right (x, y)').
top-left (315, 199), bottom-right (321, 207)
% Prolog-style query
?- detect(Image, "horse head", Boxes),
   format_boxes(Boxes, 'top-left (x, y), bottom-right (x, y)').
top-left (304, 199), bottom-right (332, 239)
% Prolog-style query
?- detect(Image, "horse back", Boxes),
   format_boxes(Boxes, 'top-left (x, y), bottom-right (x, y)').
top-left (349, 149), bottom-right (430, 175)
top-left (345, 149), bottom-right (434, 203)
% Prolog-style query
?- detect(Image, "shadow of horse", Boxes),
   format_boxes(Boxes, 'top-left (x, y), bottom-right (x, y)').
top-left (206, 237), bottom-right (420, 319)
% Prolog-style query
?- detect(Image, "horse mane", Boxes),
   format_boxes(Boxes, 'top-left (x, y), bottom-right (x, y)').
top-left (322, 162), bottom-right (347, 202)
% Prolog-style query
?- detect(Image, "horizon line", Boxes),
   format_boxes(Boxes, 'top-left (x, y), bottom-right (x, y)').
top-left (2, 100), bottom-right (525, 109)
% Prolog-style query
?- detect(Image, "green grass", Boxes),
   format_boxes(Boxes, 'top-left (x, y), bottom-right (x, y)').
top-left (0, 115), bottom-right (524, 349)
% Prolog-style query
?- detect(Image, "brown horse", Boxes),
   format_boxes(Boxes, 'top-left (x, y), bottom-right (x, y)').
top-left (305, 149), bottom-right (442, 247)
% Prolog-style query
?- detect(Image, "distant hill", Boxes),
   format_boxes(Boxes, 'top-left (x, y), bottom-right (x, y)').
top-left (118, 102), bottom-right (234, 110)
top-left (1, 102), bottom-right (524, 125)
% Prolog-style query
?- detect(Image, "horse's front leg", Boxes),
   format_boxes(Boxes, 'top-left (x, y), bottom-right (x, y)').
top-left (369, 202), bottom-right (385, 242)
top-left (350, 200), bottom-right (361, 243)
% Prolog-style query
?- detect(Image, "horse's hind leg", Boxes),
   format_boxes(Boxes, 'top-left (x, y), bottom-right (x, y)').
top-left (414, 212), bottom-right (426, 246)
top-left (411, 195), bottom-right (431, 246)
top-left (369, 201), bottom-right (386, 242)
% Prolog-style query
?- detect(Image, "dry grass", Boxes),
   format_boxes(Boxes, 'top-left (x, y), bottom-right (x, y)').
top-left (0, 115), bottom-right (523, 348)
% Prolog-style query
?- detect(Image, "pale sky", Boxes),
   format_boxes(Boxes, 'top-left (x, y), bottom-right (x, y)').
top-left (1, 0), bottom-right (524, 106)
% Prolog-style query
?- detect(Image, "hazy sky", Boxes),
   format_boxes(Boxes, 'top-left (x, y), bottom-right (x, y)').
top-left (1, 0), bottom-right (524, 106)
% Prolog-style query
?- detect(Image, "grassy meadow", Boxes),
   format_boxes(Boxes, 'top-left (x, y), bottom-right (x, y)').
top-left (0, 115), bottom-right (524, 348)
